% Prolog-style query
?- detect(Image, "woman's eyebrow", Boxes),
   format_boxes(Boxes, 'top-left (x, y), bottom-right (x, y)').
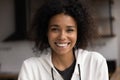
top-left (67, 25), bottom-right (77, 28)
top-left (49, 24), bottom-right (77, 28)
top-left (49, 24), bottom-right (59, 27)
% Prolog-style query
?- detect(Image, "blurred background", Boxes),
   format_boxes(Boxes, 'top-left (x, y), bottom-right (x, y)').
top-left (0, 0), bottom-right (120, 80)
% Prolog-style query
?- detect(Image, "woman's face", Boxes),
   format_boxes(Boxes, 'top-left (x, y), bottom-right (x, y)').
top-left (48, 13), bottom-right (77, 55)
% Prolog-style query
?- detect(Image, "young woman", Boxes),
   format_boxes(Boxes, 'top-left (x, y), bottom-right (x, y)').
top-left (18, 0), bottom-right (109, 80)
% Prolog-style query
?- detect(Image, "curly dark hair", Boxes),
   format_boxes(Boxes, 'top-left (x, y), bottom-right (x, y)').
top-left (29, 0), bottom-right (98, 52)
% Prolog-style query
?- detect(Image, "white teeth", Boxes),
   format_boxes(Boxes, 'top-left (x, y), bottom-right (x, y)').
top-left (56, 43), bottom-right (68, 47)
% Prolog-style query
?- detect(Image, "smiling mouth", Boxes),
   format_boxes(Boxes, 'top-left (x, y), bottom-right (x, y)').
top-left (55, 42), bottom-right (70, 47)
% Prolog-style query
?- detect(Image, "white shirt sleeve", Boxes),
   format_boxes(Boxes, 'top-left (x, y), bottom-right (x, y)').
top-left (97, 58), bottom-right (109, 80)
top-left (18, 61), bottom-right (34, 80)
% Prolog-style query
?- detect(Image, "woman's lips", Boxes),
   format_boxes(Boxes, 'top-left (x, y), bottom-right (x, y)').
top-left (55, 42), bottom-right (70, 47)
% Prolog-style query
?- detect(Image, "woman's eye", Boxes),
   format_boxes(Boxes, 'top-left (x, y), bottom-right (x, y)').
top-left (67, 29), bottom-right (74, 32)
top-left (51, 28), bottom-right (59, 32)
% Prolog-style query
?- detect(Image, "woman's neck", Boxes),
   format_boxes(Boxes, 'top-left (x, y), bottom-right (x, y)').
top-left (52, 51), bottom-right (75, 71)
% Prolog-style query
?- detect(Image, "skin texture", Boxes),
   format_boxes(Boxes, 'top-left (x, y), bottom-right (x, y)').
top-left (47, 13), bottom-right (77, 70)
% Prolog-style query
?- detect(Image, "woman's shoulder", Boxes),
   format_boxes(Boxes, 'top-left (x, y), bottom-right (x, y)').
top-left (77, 49), bottom-right (106, 62)
top-left (23, 57), bottom-right (41, 65)
top-left (23, 49), bottom-right (51, 65)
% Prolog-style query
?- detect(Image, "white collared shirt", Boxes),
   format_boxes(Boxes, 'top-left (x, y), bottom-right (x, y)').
top-left (18, 49), bottom-right (109, 80)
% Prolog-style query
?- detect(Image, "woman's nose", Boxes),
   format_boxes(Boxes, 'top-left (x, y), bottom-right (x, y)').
top-left (58, 31), bottom-right (66, 40)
